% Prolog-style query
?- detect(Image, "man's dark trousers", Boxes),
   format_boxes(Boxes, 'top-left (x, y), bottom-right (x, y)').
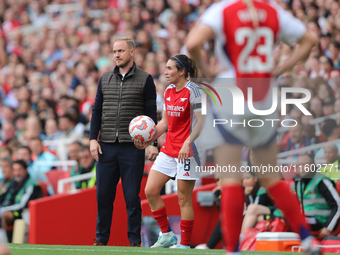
top-left (95, 141), bottom-right (145, 245)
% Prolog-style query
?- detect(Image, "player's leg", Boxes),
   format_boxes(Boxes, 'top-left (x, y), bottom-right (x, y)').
top-left (215, 143), bottom-right (244, 254)
top-left (145, 152), bottom-right (177, 248)
top-left (253, 141), bottom-right (321, 254)
top-left (145, 170), bottom-right (171, 211)
top-left (177, 178), bottom-right (196, 248)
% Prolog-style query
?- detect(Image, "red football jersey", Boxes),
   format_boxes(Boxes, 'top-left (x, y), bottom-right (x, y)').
top-left (161, 82), bottom-right (202, 158)
top-left (200, 0), bottom-right (306, 101)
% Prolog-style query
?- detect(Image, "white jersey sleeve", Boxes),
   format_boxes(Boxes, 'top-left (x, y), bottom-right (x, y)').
top-left (199, 2), bottom-right (223, 37)
top-left (277, 7), bottom-right (306, 45)
top-left (188, 82), bottom-right (202, 112)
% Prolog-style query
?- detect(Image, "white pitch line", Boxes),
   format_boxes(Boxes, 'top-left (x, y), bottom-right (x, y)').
top-left (7, 246), bottom-right (223, 254)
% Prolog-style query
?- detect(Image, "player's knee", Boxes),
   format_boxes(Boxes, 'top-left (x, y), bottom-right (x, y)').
top-left (178, 193), bottom-right (191, 208)
top-left (145, 186), bottom-right (158, 200)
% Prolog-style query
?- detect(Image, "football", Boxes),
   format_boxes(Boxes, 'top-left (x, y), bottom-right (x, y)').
top-left (129, 115), bottom-right (156, 143)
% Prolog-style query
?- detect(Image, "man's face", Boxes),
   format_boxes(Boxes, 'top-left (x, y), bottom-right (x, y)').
top-left (2, 124), bottom-right (15, 141)
top-left (59, 117), bottom-right (71, 132)
top-left (296, 155), bottom-right (313, 177)
top-left (289, 125), bottom-right (303, 144)
top-left (79, 150), bottom-right (94, 169)
top-left (13, 163), bottom-right (27, 183)
top-left (113, 41), bottom-right (134, 69)
top-left (0, 161), bottom-right (13, 180)
top-left (324, 146), bottom-right (338, 164)
top-left (68, 143), bottom-right (80, 161)
top-left (16, 148), bottom-right (31, 162)
top-left (29, 139), bottom-right (43, 156)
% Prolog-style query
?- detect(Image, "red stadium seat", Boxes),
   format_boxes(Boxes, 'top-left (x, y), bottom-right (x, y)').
top-left (45, 170), bottom-right (70, 194)
top-left (37, 181), bottom-right (48, 197)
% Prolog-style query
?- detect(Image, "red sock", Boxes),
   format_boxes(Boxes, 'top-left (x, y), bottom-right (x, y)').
top-left (267, 180), bottom-right (310, 239)
top-left (180, 219), bottom-right (194, 246)
top-left (220, 185), bottom-right (244, 252)
top-left (152, 207), bottom-right (170, 233)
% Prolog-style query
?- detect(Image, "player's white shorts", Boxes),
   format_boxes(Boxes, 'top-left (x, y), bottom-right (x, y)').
top-left (200, 79), bottom-right (278, 149)
top-left (151, 152), bottom-right (200, 180)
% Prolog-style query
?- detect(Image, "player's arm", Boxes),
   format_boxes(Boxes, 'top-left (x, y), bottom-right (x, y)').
top-left (178, 110), bottom-right (204, 163)
top-left (189, 111), bottom-right (204, 144)
top-left (272, 31), bottom-right (316, 77)
top-left (186, 24), bottom-right (219, 78)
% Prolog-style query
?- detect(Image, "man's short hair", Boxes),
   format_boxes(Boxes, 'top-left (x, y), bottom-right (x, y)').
top-left (322, 119), bottom-right (338, 137)
top-left (13, 160), bottom-right (28, 170)
top-left (326, 144), bottom-right (338, 153)
top-left (79, 145), bottom-right (90, 153)
top-left (114, 37), bottom-right (135, 49)
top-left (0, 157), bottom-right (13, 165)
top-left (17, 146), bottom-right (32, 155)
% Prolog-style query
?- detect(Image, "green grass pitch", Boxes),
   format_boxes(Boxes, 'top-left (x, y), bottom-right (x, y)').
top-left (7, 244), bottom-right (319, 255)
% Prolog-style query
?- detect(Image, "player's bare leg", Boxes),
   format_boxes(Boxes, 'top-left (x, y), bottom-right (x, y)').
top-left (145, 170), bottom-right (177, 248)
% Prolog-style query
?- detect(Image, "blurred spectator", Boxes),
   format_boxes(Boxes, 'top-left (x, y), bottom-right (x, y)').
top-left (57, 114), bottom-right (82, 160)
top-left (74, 146), bottom-right (96, 189)
top-left (285, 122), bottom-right (313, 158)
top-left (0, 122), bottom-right (17, 148)
top-left (310, 97), bottom-right (324, 118)
top-left (318, 55), bottom-right (333, 79)
top-left (44, 118), bottom-right (62, 153)
top-left (28, 137), bottom-right (57, 183)
top-left (0, 160), bottom-right (42, 236)
top-left (16, 146), bottom-right (33, 171)
top-left (295, 154), bottom-right (340, 238)
top-left (0, 157), bottom-right (13, 194)
top-left (0, 106), bottom-right (15, 128)
top-left (321, 145), bottom-right (340, 180)
top-left (67, 141), bottom-right (80, 162)
top-left (315, 119), bottom-right (340, 159)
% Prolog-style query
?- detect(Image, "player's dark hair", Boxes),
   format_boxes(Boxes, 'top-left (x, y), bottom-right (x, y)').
top-left (171, 54), bottom-right (199, 79)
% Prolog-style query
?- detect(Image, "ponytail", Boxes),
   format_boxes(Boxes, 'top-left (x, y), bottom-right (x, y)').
top-left (171, 54), bottom-right (199, 79)
top-left (243, 0), bottom-right (258, 28)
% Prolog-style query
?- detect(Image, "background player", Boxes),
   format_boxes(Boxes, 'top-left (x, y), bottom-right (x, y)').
top-left (135, 54), bottom-right (204, 249)
top-left (186, 0), bottom-right (319, 254)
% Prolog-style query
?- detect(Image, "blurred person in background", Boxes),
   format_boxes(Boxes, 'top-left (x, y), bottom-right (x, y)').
top-left (320, 145), bottom-right (340, 181)
top-left (295, 154), bottom-right (340, 238)
top-left (315, 119), bottom-right (340, 159)
top-left (0, 158), bottom-right (13, 195)
top-left (74, 146), bottom-right (96, 189)
top-left (0, 160), bottom-right (42, 240)
top-left (28, 137), bottom-right (57, 185)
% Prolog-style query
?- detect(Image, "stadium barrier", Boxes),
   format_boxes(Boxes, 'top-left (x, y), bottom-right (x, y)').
top-left (28, 180), bottom-right (219, 247)
top-left (277, 139), bottom-right (340, 158)
top-left (29, 175), bottom-right (148, 246)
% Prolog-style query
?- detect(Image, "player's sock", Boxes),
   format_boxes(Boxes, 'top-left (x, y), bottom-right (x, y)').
top-left (221, 185), bottom-right (244, 252)
top-left (152, 207), bottom-right (171, 233)
top-left (267, 180), bottom-right (310, 240)
top-left (180, 219), bottom-right (194, 246)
